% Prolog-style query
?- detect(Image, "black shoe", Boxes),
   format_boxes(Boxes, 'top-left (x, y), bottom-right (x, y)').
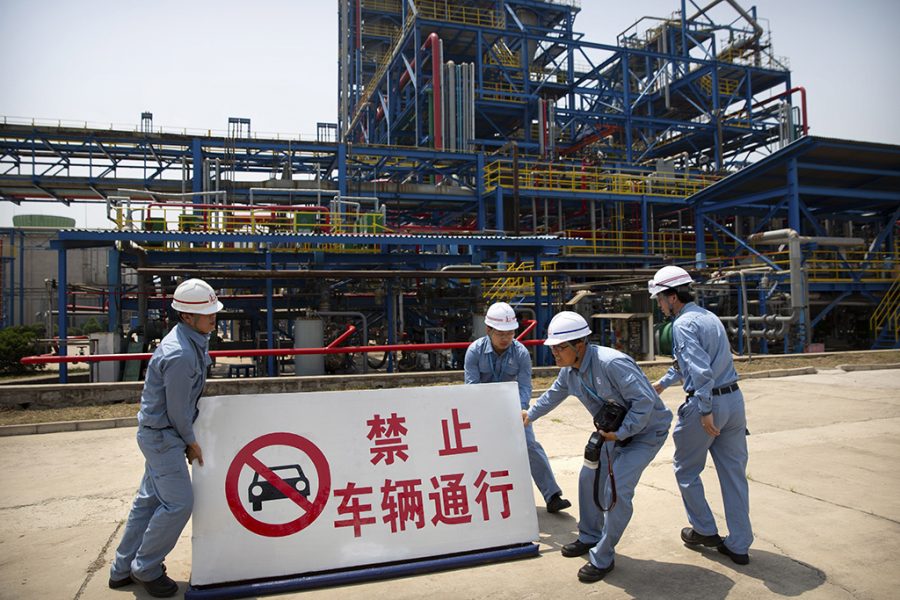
top-left (681, 527), bottom-right (723, 547)
top-left (561, 539), bottom-right (594, 557)
top-left (546, 493), bottom-right (572, 514)
top-left (577, 561), bottom-right (614, 582)
top-left (135, 573), bottom-right (179, 598)
top-left (109, 562), bottom-right (165, 589)
top-left (108, 574), bottom-right (132, 589)
top-left (717, 542), bottom-right (750, 565)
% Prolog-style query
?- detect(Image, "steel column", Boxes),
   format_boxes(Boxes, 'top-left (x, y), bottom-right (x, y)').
top-left (57, 248), bottom-right (68, 383)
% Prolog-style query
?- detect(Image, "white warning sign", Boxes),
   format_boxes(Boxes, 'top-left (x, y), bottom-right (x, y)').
top-left (191, 382), bottom-right (539, 586)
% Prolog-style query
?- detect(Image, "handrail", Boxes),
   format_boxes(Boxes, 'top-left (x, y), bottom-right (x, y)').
top-left (484, 159), bottom-right (718, 197)
top-left (870, 276), bottom-right (900, 339)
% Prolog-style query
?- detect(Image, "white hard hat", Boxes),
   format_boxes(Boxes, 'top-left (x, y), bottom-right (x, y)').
top-left (648, 265), bottom-right (694, 299)
top-left (484, 302), bottom-right (518, 331)
top-left (171, 278), bottom-right (224, 315)
top-left (544, 311), bottom-right (591, 346)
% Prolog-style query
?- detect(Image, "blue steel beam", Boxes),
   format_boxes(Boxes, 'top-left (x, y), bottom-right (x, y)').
top-left (701, 215), bottom-right (781, 271)
top-left (796, 186), bottom-right (900, 203)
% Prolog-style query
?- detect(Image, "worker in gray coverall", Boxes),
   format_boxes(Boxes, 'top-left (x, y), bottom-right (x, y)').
top-left (650, 265), bottom-right (753, 565)
top-left (465, 302), bottom-right (571, 513)
top-left (108, 278), bottom-right (223, 598)
top-left (524, 311), bottom-right (672, 583)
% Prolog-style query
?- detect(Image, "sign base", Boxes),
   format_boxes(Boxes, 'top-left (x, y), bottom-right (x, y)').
top-left (185, 543), bottom-right (539, 600)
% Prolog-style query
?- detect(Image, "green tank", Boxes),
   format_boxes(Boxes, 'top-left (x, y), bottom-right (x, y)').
top-left (656, 321), bottom-right (674, 356)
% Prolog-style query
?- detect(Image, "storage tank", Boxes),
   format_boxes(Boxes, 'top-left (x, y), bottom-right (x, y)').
top-left (294, 318), bottom-right (325, 375)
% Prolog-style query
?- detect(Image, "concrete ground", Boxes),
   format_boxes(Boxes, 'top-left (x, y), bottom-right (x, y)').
top-left (1, 367), bottom-right (898, 600)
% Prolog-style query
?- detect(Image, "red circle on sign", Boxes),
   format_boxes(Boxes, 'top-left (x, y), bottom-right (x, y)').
top-left (225, 432), bottom-right (331, 537)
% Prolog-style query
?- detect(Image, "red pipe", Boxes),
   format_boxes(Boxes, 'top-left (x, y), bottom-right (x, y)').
top-left (21, 338), bottom-right (546, 365)
top-left (516, 319), bottom-right (536, 341)
top-left (752, 86), bottom-right (808, 136)
top-left (326, 324), bottom-right (357, 349)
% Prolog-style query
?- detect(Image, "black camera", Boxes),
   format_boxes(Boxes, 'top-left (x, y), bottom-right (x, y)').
top-left (593, 401), bottom-right (627, 433)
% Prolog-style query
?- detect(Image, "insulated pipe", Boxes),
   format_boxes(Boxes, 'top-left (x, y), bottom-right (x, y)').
top-left (446, 61), bottom-right (456, 150)
top-left (748, 228), bottom-right (865, 311)
top-left (752, 229), bottom-right (805, 310)
top-left (715, 230), bottom-right (864, 343)
top-left (145, 201), bottom-right (328, 214)
top-left (708, 269), bottom-right (791, 341)
top-left (118, 189), bottom-right (227, 200)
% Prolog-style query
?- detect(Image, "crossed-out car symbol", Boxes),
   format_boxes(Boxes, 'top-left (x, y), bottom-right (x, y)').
top-left (248, 464), bottom-right (311, 512)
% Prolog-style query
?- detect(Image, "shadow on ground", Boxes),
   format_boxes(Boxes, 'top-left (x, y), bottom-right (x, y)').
top-left (536, 507), bottom-right (579, 554)
top-left (684, 543), bottom-right (826, 596)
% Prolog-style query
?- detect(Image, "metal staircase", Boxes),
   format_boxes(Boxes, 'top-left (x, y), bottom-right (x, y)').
top-left (484, 262), bottom-right (558, 304)
top-left (870, 276), bottom-right (900, 349)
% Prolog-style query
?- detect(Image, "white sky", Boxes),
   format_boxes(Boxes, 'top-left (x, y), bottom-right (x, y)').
top-left (2, 0), bottom-right (898, 226)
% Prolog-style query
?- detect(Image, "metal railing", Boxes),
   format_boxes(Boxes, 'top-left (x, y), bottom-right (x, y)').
top-left (565, 229), bottom-right (722, 259)
top-left (484, 160), bottom-right (719, 197)
top-left (484, 262), bottom-right (559, 303)
top-left (111, 200), bottom-right (392, 252)
top-left (714, 249), bottom-right (898, 283)
top-left (870, 276), bottom-right (900, 344)
top-left (414, 0), bottom-right (504, 29)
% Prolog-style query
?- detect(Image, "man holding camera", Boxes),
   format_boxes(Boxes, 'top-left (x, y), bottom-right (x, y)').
top-left (465, 302), bottom-right (571, 513)
top-left (523, 311), bottom-right (672, 583)
top-left (649, 266), bottom-right (753, 565)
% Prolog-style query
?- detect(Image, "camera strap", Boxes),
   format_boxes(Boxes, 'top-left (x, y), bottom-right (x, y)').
top-left (579, 375), bottom-right (602, 404)
top-left (592, 441), bottom-right (617, 512)
top-left (580, 373), bottom-right (619, 511)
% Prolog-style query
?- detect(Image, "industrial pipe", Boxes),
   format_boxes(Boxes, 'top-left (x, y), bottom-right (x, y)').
top-left (316, 311), bottom-right (369, 373)
top-left (715, 230), bottom-right (865, 345)
top-left (375, 32), bottom-right (443, 151)
top-left (325, 324), bottom-right (357, 349)
top-left (517, 319), bottom-right (536, 341)
top-left (753, 87), bottom-right (809, 136)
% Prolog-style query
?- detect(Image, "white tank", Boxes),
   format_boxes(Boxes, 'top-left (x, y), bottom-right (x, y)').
top-left (472, 314), bottom-right (487, 339)
top-left (294, 318), bottom-right (325, 376)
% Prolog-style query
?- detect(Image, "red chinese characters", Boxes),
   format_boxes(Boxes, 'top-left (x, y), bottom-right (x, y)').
top-left (333, 482), bottom-right (376, 538)
top-left (474, 469), bottom-right (513, 520)
top-left (381, 478), bottom-right (425, 532)
top-left (334, 407), bottom-right (514, 537)
top-left (429, 473), bottom-right (472, 525)
top-left (366, 412), bottom-right (409, 465)
top-left (438, 408), bottom-right (478, 456)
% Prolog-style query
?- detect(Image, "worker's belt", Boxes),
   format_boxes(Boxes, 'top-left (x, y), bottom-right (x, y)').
top-left (686, 382), bottom-right (739, 398)
top-left (141, 425), bottom-right (173, 431)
